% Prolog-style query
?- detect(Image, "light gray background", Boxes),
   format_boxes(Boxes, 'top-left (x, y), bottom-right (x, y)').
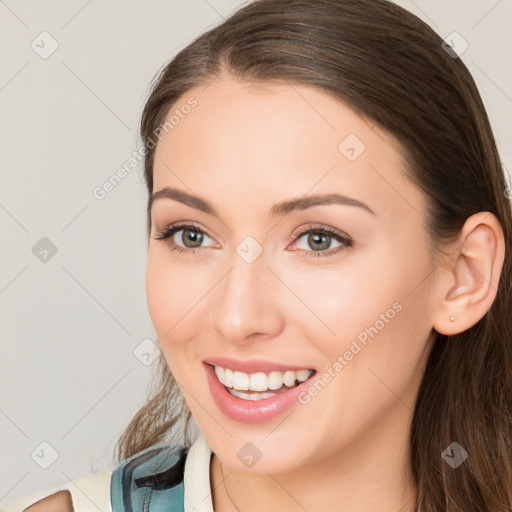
top-left (1, 0), bottom-right (511, 504)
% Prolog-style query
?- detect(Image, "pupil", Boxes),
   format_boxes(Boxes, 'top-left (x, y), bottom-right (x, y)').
top-left (309, 233), bottom-right (331, 251)
top-left (183, 229), bottom-right (203, 248)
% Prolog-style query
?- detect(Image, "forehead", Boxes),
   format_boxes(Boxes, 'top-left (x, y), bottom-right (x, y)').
top-left (151, 75), bottom-right (425, 224)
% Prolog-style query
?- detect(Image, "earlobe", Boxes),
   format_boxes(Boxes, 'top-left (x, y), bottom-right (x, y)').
top-left (432, 212), bottom-right (505, 336)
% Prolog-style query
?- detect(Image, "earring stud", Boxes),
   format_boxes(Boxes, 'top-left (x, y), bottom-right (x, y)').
top-left (449, 316), bottom-right (456, 322)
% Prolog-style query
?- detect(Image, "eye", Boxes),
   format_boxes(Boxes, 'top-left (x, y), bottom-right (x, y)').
top-left (152, 222), bottom-right (216, 256)
top-left (289, 225), bottom-right (353, 258)
top-left (153, 222), bottom-right (353, 259)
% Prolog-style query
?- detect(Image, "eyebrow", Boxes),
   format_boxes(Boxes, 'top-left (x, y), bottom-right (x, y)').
top-left (150, 187), bottom-right (376, 218)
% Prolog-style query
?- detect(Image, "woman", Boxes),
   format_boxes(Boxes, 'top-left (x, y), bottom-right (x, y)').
top-left (3, 0), bottom-right (511, 511)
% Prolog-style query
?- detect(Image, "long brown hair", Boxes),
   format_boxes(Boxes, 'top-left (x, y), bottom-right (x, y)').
top-left (114, 0), bottom-right (512, 509)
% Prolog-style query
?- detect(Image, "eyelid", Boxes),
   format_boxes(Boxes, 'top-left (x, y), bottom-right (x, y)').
top-left (152, 221), bottom-right (218, 252)
top-left (289, 223), bottom-right (353, 244)
top-left (154, 220), bottom-right (213, 239)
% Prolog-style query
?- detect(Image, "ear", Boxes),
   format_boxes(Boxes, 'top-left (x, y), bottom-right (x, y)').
top-left (432, 212), bottom-right (505, 336)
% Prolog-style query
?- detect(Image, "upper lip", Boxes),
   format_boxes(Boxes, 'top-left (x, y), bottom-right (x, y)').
top-left (203, 357), bottom-right (315, 374)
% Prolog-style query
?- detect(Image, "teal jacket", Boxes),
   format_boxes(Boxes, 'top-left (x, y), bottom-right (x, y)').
top-left (111, 443), bottom-right (190, 512)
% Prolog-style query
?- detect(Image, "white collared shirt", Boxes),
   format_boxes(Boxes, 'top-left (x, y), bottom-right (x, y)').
top-left (184, 430), bottom-right (214, 512)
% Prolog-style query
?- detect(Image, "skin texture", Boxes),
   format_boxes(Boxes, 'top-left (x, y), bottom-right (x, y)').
top-left (145, 73), bottom-right (505, 512)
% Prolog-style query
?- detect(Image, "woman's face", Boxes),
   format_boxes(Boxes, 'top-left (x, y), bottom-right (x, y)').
top-left (146, 74), bottom-right (437, 473)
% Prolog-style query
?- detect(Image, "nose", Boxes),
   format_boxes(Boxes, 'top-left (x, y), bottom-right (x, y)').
top-left (213, 250), bottom-right (284, 346)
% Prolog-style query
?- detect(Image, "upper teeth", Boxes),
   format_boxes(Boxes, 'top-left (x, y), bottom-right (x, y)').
top-left (214, 365), bottom-right (314, 391)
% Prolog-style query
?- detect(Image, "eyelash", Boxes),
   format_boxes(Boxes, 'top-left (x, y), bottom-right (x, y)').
top-left (153, 222), bottom-right (353, 258)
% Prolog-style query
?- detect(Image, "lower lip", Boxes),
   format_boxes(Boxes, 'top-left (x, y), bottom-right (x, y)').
top-left (203, 362), bottom-right (315, 424)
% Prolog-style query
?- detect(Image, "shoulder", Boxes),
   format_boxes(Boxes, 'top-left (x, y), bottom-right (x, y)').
top-left (1, 444), bottom-right (188, 512)
top-left (22, 490), bottom-right (73, 512)
top-left (1, 470), bottom-right (113, 512)
top-left (111, 443), bottom-right (189, 512)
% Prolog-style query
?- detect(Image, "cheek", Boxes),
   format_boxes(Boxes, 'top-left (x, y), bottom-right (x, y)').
top-left (282, 252), bottom-right (432, 435)
top-left (277, 242), bottom-right (432, 363)
top-left (145, 250), bottom-right (209, 389)
top-left (145, 248), bottom-right (206, 348)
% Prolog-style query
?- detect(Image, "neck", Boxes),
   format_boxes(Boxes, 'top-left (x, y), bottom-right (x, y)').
top-left (210, 400), bottom-right (418, 512)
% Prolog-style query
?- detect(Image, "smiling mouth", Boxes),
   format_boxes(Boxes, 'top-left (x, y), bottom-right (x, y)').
top-left (208, 363), bottom-right (316, 401)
